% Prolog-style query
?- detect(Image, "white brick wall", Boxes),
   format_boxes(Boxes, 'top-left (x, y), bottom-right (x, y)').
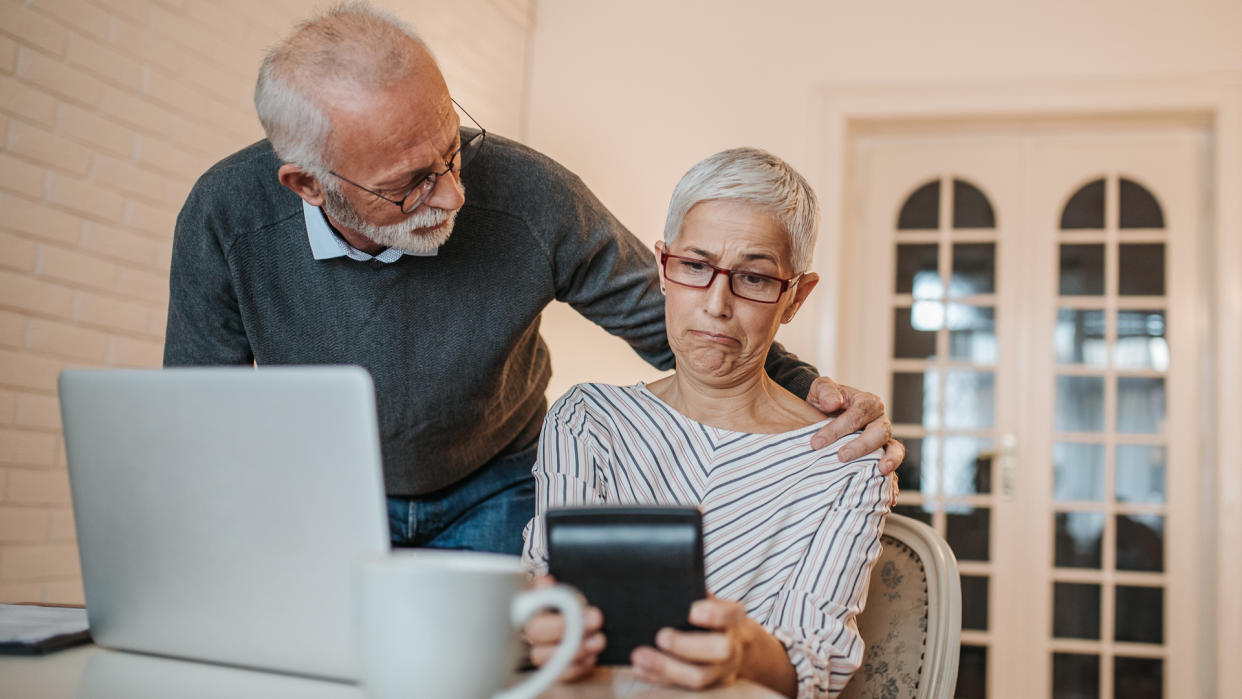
top-left (0, 0), bottom-right (533, 604)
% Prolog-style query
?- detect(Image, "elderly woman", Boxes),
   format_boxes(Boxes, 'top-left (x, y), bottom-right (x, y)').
top-left (521, 148), bottom-right (892, 698)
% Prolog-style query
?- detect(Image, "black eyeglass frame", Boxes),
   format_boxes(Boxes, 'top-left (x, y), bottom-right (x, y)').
top-left (327, 98), bottom-right (486, 214)
top-left (659, 251), bottom-right (801, 304)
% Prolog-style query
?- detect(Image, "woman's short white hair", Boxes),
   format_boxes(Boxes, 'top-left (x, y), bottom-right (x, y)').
top-left (253, 1), bottom-right (428, 170)
top-left (663, 147), bottom-right (820, 274)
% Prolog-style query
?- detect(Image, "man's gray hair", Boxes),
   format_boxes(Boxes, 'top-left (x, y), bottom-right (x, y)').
top-left (663, 147), bottom-right (820, 274)
top-left (254, 1), bottom-right (429, 170)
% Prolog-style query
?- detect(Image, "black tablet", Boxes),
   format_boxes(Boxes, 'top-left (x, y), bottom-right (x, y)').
top-left (545, 505), bottom-right (707, 666)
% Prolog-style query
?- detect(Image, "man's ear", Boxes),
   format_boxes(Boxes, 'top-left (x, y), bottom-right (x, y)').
top-left (781, 272), bottom-right (820, 324)
top-left (654, 240), bottom-right (667, 293)
top-left (277, 163), bottom-right (327, 207)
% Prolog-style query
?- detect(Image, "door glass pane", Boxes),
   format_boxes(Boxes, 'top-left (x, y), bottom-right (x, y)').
top-left (961, 575), bottom-right (989, 630)
top-left (1117, 377), bottom-right (1165, 433)
top-left (1056, 376), bottom-right (1105, 432)
top-left (893, 306), bottom-right (937, 358)
top-left (1114, 657), bottom-right (1163, 698)
top-left (953, 179), bottom-right (996, 229)
top-left (1053, 442), bottom-right (1105, 502)
top-left (1060, 244), bottom-right (1106, 295)
top-left (896, 436), bottom-right (925, 493)
top-left (1117, 514), bottom-right (1164, 572)
top-left (897, 180), bottom-right (940, 230)
top-left (942, 437), bottom-right (992, 495)
top-left (955, 645), bottom-right (988, 699)
top-left (946, 506), bottom-right (989, 561)
top-left (950, 243), bottom-right (995, 296)
top-left (895, 243), bottom-right (940, 295)
top-left (892, 503), bottom-right (933, 526)
top-left (1115, 310), bottom-right (1168, 370)
top-left (1055, 308), bottom-right (1107, 367)
top-left (1053, 582), bottom-right (1101, 639)
top-left (1119, 243), bottom-right (1165, 295)
top-left (1119, 177), bottom-right (1165, 229)
top-left (1054, 652), bottom-right (1101, 699)
top-left (1115, 585), bottom-right (1164, 644)
top-left (944, 370), bottom-right (994, 429)
top-left (1055, 512), bottom-right (1104, 568)
top-left (892, 371), bottom-right (934, 426)
top-left (948, 304), bottom-right (996, 363)
top-left (1116, 445), bottom-right (1166, 504)
top-left (1060, 178), bottom-right (1106, 230)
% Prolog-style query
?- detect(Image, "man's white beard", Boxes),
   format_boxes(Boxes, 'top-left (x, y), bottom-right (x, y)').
top-left (321, 182), bottom-right (462, 255)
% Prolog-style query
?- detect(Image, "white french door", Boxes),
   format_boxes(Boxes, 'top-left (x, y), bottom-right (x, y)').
top-left (841, 123), bottom-right (1208, 698)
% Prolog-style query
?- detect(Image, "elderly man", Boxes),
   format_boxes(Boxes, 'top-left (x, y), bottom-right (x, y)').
top-left (164, 2), bottom-right (902, 555)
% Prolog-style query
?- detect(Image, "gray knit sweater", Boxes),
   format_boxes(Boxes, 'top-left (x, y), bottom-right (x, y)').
top-left (164, 133), bottom-right (817, 495)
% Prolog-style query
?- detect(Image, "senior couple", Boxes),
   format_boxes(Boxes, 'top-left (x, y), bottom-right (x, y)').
top-left (166, 3), bottom-right (896, 697)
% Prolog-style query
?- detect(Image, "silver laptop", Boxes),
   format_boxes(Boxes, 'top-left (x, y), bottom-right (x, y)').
top-left (59, 366), bottom-right (390, 681)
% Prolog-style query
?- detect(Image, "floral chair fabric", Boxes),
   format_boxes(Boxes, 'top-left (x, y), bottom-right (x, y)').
top-left (838, 534), bottom-right (930, 699)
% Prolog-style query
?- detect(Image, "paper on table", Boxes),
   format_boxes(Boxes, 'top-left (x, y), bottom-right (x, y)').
top-left (0, 604), bottom-right (90, 652)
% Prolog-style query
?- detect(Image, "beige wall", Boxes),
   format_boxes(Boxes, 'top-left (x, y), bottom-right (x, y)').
top-left (0, 0), bottom-right (532, 604)
top-left (527, 0), bottom-right (1242, 398)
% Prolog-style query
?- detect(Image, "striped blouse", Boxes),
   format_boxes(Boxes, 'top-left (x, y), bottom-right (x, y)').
top-left (521, 382), bottom-right (893, 698)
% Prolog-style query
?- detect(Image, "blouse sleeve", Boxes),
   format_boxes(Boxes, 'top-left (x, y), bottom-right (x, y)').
top-left (521, 386), bottom-right (611, 575)
top-left (764, 444), bottom-right (894, 698)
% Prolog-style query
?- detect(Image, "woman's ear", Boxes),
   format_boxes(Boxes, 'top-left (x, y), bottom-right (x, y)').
top-left (781, 272), bottom-right (820, 324)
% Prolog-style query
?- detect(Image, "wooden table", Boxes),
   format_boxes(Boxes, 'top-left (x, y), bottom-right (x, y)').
top-left (0, 645), bottom-right (782, 698)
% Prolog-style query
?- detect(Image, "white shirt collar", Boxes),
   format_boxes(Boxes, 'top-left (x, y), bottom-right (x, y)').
top-left (302, 200), bottom-right (437, 263)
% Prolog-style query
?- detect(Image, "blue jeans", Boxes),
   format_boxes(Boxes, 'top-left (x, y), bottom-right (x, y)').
top-left (386, 439), bottom-right (537, 555)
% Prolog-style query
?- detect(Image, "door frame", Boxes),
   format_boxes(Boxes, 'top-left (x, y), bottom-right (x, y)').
top-left (809, 75), bottom-right (1242, 696)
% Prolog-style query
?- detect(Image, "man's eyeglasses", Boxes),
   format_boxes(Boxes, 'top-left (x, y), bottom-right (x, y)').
top-left (328, 98), bottom-right (486, 214)
top-left (660, 251), bottom-right (800, 304)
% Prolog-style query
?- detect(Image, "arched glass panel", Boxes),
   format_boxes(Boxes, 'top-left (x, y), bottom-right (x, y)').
top-left (1119, 177), bottom-right (1165, 228)
top-left (953, 179), bottom-right (996, 228)
top-left (1060, 178), bottom-right (1105, 230)
top-left (897, 180), bottom-right (939, 229)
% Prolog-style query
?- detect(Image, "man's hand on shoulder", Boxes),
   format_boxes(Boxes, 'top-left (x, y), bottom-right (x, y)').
top-left (805, 376), bottom-right (905, 475)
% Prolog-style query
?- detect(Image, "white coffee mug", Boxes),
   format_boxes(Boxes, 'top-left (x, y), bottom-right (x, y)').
top-left (356, 550), bottom-right (583, 699)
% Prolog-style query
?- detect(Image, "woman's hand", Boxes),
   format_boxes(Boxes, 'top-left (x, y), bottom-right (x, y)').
top-left (522, 575), bottom-right (606, 682)
top-left (630, 599), bottom-right (797, 698)
top-left (806, 376), bottom-right (905, 475)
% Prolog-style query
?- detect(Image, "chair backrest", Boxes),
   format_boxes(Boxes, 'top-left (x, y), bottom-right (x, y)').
top-left (839, 514), bottom-right (962, 699)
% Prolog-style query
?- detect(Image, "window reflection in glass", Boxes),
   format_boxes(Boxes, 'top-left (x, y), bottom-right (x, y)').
top-left (944, 371), bottom-right (994, 429)
top-left (1059, 244), bottom-right (1106, 296)
top-left (1117, 377), bottom-right (1166, 434)
top-left (941, 437), bottom-right (992, 496)
top-left (1055, 511), bottom-right (1104, 569)
top-left (1117, 513), bottom-right (1164, 572)
top-left (892, 371), bottom-right (937, 428)
top-left (1053, 583), bottom-right (1101, 639)
top-left (897, 180), bottom-right (939, 230)
top-left (1056, 376), bottom-right (1105, 432)
top-left (1115, 585), bottom-right (1164, 644)
top-left (1114, 657), bottom-right (1163, 698)
top-left (950, 243), bottom-right (995, 296)
top-left (1116, 445), bottom-right (1166, 504)
top-left (946, 506), bottom-right (989, 561)
top-left (1119, 243), bottom-right (1166, 296)
top-left (1053, 442), bottom-right (1105, 502)
top-left (1115, 310), bottom-right (1168, 371)
top-left (1055, 308), bottom-right (1107, 367)
top-left (893, 306), bottom-right (937, 359)
top-left (948, 305), bottom-right (996, 364)
top-left (895, 243), bottom-right (940, 296)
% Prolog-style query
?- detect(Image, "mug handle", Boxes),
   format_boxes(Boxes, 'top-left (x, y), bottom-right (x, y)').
top-left (493, 583), bottom-right (584, 699)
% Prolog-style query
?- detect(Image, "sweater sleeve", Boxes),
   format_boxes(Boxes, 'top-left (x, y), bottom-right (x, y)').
top-left (764, 443), bottom-right (893, 698)
top-left (521, 386), bottom-right (611, 575)
top-left (163, 175), bottom-right (254, 367)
